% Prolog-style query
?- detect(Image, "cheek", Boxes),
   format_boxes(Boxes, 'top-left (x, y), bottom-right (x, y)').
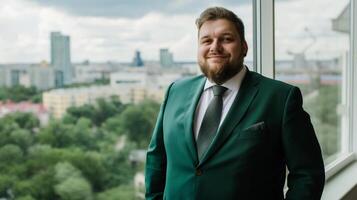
top-left (198, 46), bottom-right (208, 57)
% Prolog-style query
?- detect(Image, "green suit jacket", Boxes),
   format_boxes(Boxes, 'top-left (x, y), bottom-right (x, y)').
top-left (145, 70), bottom-right (325, 200)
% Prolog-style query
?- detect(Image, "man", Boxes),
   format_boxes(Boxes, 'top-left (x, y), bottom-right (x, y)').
top-left (145, 7), bottom-right (325, 200)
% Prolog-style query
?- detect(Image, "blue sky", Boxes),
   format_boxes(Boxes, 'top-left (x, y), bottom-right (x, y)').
top-left (0, 0), bottom-right (349, 63)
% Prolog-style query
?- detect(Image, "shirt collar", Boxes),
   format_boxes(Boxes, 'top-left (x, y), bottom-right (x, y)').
top-left (204, 65), bottom-right (247, 92)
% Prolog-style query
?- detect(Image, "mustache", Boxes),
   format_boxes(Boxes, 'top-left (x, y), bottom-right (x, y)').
top-left (206, 53), bottom-right (229, 58)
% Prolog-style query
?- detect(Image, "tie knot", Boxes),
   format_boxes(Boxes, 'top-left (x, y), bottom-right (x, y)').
top-left (212, 85), bottom-right (227, 96)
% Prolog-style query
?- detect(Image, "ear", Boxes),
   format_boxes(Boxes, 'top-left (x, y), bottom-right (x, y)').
top-left (242, 41), bottom-right (248, 57)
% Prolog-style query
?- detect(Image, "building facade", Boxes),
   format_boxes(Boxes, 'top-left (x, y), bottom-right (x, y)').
top-left (51, 32), bottom-right (73, 86)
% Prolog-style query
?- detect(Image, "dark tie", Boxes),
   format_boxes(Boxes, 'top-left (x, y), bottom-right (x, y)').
top-left (196, 85), bottom-right (227, 161)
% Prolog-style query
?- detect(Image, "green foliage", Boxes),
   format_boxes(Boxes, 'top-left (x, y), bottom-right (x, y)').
top-left (0, 119), bottom-right (20, 146)
top-left (0, 175), bottom-right (17, 197)
top-left (0, 96), bottom-right (162, 199)
top-left (66, 104), bottom-right (96, 124)
top-left (65, 97), bottom-right (125, 126)
top-left (0, 85), bottom-right (41, 103)
top-left (102, 145), bottom-right (136, 188)
top-left (26, 169), bottom-right (57, 199)
top-left (96, 185), bottom-right (136, 200)
top-left (16, 195), bottom-right (36, 200)
top-left (304, 85), bottom-right (341, 158)
top-left (13, 180), bottom-right (36, 199)
top-left (3, 112), bottom-right (40, 130)
top-left (55, 177), bottom-right (93, 200)
top-left (36, 121), bottom-right (75, 148)
top-left (54, 162), bottom-right (82, 182)
top-left (9, 129), bottom-right (33, 151)
top-left (0, 144), bottom-right (23, 164)
top-left (69, 152), bottom-right (107, 192)
top-left (119, 100), bottom-right (160, 148)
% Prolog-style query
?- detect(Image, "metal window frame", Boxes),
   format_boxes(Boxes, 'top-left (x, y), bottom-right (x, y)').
top-left (350, 0), bottom-right (357, 156)
top-left (253, 0), bottom-right (275, 78)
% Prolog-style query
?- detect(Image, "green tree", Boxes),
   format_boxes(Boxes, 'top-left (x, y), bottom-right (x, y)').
top-left (0, 118), bottom-right (20, 146)
top-left (304, 85), bottom-right (341, 158)
top-left (55, 177), bottom-right (93, 200)
top-left (0, 86), bottom-right (40, 102)
top-left (5, 112), bottom-right (40, 130)
top-left (0, 144), bottom-right (23, 164)
top-left (66, 97), bottom-right (124, 126)
top-left (119, 100), bottom-right (160, 148)
top-left (96, 185), bottom-right (136, 200)
top-left (66, 104), bottom-right (96, 124)
top-left (0, 175), bottom-right (17, 198)
top-left (9, 129), bottom-right (33, 151)
top-left (36, 121), bottom-right (75, 148)
top-left (26, 145), bottom-right (61, 175)
top-left (54, 162), bottom-right (82, 183)
top-left (71, 117), bottom-right (97, 150)
top-left (101, 115), bottom-right (124, 136)
top-left (102, 145), bottom-right (136, 188)
top-left (69, 152), bottom-right (107, 191)
top-left (27, 168), bottom-right (56, 199)
top-left (13, 180), bottom-right (36, 199)
top-left (16, 195), bottom-right (36, 200)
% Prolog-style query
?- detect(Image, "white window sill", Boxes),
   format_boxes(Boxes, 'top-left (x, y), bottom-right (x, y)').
top-left (322, 152), bottom-right (357, 200)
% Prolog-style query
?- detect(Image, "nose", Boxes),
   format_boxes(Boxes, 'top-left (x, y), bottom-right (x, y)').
top-left (209, 39), bottom-right (223, 53)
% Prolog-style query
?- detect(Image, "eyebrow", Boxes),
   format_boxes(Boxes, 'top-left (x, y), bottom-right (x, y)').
top-left (199, 32), bottom-right (235, 40)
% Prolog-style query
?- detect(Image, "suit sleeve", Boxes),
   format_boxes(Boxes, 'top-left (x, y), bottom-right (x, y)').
top-left (282, 87), bottom-right (325, 200)
top-left (145, 83), bottom-right (173, 200)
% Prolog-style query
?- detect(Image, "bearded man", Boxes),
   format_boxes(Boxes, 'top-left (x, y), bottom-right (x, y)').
top-left (145, 7), bottom-right (325, 200)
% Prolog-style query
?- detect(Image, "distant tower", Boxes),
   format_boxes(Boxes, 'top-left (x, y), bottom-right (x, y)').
top-left (160, 48), bottom-right (174, 67)
top-left (51, 32), bottom-right (72, 86)
top-left (132, 50), bottom-right (144, 67)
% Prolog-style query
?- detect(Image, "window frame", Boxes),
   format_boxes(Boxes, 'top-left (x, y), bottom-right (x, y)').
top-left (253, 0), bottom-right (357, 181)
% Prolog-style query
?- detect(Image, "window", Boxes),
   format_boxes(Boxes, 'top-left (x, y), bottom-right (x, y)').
top-left (0, 1), bottom-right (253, 199)
top-left (275, 0), bottom-right (351, 165)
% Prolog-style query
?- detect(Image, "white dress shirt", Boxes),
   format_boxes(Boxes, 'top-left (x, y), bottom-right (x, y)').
top-left (193, 66), bottom-right (247, 140)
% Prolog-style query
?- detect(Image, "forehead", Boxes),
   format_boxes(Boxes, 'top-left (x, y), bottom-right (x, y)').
top-left (198, 19), bottom-right (238, 38)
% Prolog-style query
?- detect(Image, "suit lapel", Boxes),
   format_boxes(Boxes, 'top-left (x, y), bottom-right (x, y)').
top-left (183, 76), bottom-right (205, 164)
top-left (198, 70), bottom-right (260, 166)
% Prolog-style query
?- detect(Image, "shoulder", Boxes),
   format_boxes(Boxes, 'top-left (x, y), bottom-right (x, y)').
top-left (169, 75), bottom-right (205, 91)
top-left (249, 70), bottom-right (295, 93)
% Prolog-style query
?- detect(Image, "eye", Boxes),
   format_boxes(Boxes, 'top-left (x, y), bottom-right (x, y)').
top-left (200, 39), bottom-right (211, 45)
top-left (222, 37), bottom-right (233, 42)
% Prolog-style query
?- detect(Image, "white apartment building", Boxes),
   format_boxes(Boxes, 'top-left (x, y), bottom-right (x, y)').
top-left (43, 84), bottom-right (165, 119)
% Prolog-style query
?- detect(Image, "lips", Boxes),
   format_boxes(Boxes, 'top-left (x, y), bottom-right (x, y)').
top-left (207, 55), bottom-right (228, 59)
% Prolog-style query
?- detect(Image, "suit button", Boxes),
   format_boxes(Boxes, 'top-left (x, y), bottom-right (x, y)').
top-left (195, 169), bottom-right (202, 176)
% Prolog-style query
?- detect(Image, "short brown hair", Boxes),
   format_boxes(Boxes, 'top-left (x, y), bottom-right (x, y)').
top-left (195, 7), bottom-right (246, 43)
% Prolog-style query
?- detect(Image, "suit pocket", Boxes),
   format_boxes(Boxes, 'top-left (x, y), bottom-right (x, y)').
top-left (239, 121), bottom-right (266, 139)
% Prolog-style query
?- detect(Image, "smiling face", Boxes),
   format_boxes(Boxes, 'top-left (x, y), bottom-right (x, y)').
top-left (197, 19), bottom-right (247, 84)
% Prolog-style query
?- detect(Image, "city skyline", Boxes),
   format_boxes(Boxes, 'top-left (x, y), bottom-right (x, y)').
top-left (0, 0), bottom-right (349, 63)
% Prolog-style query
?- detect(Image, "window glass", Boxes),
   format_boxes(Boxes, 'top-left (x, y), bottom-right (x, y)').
top-left (0, 1), bottom-right (252, 199)
top-left (275, 0), bottom-right (350, 164)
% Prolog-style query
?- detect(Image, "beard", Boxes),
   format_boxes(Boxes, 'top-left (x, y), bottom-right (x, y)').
top-left (199, 58), bottom-right (244, 85)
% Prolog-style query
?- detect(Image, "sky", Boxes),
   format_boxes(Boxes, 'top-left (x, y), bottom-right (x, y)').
top-left (0, 0), bottom-right (350, 63)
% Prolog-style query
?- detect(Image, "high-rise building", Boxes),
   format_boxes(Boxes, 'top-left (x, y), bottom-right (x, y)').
top-left (132, 50), bottom-right (144, 67)
top-left (159, 48), bottom-right (174, 67)
top-left (51, 32), bottom-right (72, 86)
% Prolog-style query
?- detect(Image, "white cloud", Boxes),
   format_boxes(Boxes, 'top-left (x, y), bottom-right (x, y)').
top-left (275, 0), bottom-right (350, 59)
top-left (0, 0), bottom-right (351, 63)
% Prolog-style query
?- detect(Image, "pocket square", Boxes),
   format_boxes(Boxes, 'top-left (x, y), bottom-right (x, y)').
top-left (244, 121), bottom-right (265, 131)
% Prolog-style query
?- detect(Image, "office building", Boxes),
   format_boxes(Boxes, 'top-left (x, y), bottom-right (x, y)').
top-left (0, 63), bottom-right (55, 90)
top-left (132, 50), bottom-right (144, 67)
top-left (159, 48), bottom-right (174, 67)
top-left (51, 32), bottom-right (73, 86)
